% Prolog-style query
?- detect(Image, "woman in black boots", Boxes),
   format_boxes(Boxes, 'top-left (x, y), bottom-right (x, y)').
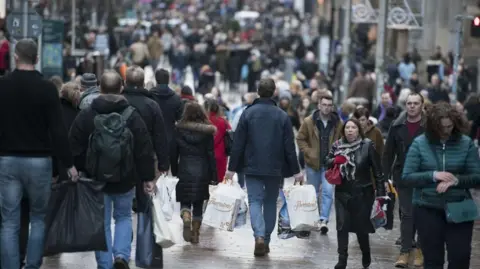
top-left (326, 118), bottom-right (386, 269)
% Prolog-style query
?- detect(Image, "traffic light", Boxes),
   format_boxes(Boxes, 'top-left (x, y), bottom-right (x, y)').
top-left (471, 16), bottom-right (480, 37)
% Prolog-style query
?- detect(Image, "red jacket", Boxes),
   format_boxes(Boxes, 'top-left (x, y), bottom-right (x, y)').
top-left (208, 112), bottom-right (231, 182)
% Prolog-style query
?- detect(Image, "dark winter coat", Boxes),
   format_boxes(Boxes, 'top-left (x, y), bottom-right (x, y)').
top-left (69, 94), bottom-right (155, 194)
top-left (150, 84), bottom-right (183, 175)
top-left (383, 111), bottom-right (426, 186)
top-left (326, 138), bottom-right (386, 233)
top-left (123, 86), bottom-right (170, 213)
top-left (174, 122), bottom-right (217, 203)
top-left (57, 97), bottom-right (79, 182)
top-left (228, 98), bottom-right (300, 178)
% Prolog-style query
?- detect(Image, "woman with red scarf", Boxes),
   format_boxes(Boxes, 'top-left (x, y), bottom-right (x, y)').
top-left (204, 98), bottom-right (231, 182)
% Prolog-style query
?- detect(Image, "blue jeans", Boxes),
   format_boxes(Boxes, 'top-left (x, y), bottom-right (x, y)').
top-left (245, 175), bottom-right (281, 244)
top-left (305, 166), bottom-right (334, 222)
top-left (95, 189), bottom-right (134, 269)
top-left (0, 156), bottom-right (52, 269)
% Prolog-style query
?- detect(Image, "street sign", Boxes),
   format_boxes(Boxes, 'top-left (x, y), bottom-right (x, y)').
top-left (6, 9), bottom-right (43, 39)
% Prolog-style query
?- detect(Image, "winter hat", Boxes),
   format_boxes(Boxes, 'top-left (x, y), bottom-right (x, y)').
top-left (80, 73), bottom-right (97, 88)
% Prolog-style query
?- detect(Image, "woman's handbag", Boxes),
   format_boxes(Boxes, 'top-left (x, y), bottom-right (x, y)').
top-left (325, 164), bottom-right (342, 185)
top-left (428, 144), bottom-right (479, 223)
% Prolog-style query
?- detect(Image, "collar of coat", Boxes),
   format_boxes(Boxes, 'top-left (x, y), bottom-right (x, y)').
top-left (176, 122), bottom-right (216, 134)
top-left (249, 97), bottom-right (277, 107)
top-left (392, 111), bottom-right (426, 127)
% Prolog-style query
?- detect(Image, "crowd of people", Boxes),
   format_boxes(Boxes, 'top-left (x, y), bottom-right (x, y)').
top-left (2, 35), bottom-right (480, 269)
top-left (1, 3), bottom-right (480, 269)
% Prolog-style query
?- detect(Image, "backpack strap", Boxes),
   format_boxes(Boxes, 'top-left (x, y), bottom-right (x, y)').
top-left (121, 106), bottom-right (136, 121)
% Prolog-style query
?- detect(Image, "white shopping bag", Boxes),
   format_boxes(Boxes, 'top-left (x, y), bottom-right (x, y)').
top-left (155, 175), bottom-right (179, 221)
top-left (203, 180), bottom-right (247, 231)
top-left (151, 192), bottom-right (175, 248)
top-left (284, 184), bottom-right (321, 231)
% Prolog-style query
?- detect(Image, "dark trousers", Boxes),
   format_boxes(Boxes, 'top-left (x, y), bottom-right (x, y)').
top-left (337, 230), bottom-right (370, 257)
top-left (398, 187), bottom-right (419, 252)
top-left (180, 201), bottom-right (204, 221)
top-left (415, 206), bottom-right (473, 269)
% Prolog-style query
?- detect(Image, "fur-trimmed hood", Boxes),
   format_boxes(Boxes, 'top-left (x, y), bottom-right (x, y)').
top-left (176, 122), bottom-right (217, 134)
top-left (176, 121), bottom-right (216, 145)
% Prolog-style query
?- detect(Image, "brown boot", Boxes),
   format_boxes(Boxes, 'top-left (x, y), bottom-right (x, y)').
top-left (191, 220), bottom-right (201, 244)
top-left (265, 244), bottom-right (270, 254)
top-left (181, 210), bottom-right (192, 242)
top-left (254, 237), bottom-right (266, 257)
top-left (413, 248), bottom-right (424, 267)
top-left (394, 252), bottom-right (410, 268)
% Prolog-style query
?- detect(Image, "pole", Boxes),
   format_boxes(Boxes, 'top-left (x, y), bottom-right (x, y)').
top-left (71, 0), bottom-right (76, 52)
top-left (451, 5), bottom-right (467, 103)
top-left (340, 0), bottom-right (352, 102)
top-left (22, 0), bottom-right (27, 38)
top-left (374, 0), bottom-right (388, 105)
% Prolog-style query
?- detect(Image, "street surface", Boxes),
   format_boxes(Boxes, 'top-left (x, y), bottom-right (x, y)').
top-left (42, 178), bottom-right (480, 269)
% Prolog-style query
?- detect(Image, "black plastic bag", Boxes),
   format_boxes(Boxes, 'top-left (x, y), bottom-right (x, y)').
top-left (44, 178), bottom-right (107, 256)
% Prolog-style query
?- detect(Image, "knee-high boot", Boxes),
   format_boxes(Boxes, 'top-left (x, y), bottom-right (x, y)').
top-left (335, 230), bottom-right (349, 269)
top-left (356, 233), bottom-right (371, 268)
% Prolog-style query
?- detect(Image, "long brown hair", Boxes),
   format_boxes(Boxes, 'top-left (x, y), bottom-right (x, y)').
top-left (179, 102), bottom-right (211, 125)
top-left (425, 102), bottom-right (470, 141)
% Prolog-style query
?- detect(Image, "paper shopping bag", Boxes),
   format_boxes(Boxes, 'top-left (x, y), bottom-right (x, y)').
top-left (203, 193), bottom-right (241, 231)
top-left (284, 185), bottom-right (321, 232)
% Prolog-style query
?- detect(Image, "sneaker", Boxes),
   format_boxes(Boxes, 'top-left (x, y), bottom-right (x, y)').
top-left (113, 257), bottom-right (130, 269)
top-left (320, 221), bottom-right (329, 235)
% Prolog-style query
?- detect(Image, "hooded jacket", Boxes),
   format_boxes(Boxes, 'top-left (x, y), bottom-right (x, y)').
top-left (69, 94), bottom-right (155, 194)
top-left (150, 84), bottom-right (183, 144)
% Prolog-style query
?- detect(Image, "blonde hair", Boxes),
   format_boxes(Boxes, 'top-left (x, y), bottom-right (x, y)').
top-left (60, 82), bottom-right (81, 106)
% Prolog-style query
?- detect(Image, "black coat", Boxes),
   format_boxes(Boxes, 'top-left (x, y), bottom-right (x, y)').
top-left (56, 97), bottom-right (79, 181)
top-left (150, 85), bottom-right (184, 175)
top-left (382, 111), bottom-right (426, 186)
top-left (122, 86), bottom-right (170, 172)
top-left (69, 95), bottom-right (155, 194)
top-left (150, 85), bottom-right (183, 144)
top-left (326, 138), bottom-right (385, 234)
top-left (123, 86), bottom-right (170, 213)
top-left (174, 122), bottom-right (217, 203)
top-left (228, 98), bottom-right (300, 178)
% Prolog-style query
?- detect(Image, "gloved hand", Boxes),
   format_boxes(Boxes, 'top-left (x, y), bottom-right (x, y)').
top-left (334, 155), bottom-right (347, 165)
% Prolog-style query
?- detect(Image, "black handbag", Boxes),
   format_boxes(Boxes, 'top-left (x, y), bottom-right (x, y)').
top-left (224, 130), bottom-right (234, 155)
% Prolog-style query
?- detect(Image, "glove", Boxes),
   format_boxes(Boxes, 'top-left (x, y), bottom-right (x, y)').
top-left (334, 155), bottom-right (347, 165)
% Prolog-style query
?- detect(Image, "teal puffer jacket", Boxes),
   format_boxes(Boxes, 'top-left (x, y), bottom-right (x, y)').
top-left (402, 134), bottom-right (480, 209)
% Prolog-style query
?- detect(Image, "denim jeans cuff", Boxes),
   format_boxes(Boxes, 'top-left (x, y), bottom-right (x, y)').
top-left (192, 216), bottom-right (202, 221)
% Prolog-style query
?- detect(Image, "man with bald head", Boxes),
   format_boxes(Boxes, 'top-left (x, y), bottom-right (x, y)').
top-left (122, 66), bottom-right (168, 268)
top-left (69, 70), bottom-right (155, 269)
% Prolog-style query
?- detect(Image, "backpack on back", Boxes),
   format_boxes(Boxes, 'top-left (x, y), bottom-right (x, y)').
top-left (86, 106), bottom-right (135, 183)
